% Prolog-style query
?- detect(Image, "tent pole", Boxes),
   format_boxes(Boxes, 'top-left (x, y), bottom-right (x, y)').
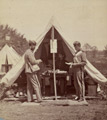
top-left (51, 26), bottom-right (57, 100)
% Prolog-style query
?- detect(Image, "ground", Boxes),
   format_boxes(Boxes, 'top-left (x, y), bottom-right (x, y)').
top-left (0, 100), bottom-right (107, 120)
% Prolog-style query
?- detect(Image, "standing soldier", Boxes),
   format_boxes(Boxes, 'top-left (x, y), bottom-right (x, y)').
top-left (66, 41), bottom-right (87, 101)
top-left (24, 40), bottom-right (42, 103)
top-left (73, 41), bottom-right (87, 101)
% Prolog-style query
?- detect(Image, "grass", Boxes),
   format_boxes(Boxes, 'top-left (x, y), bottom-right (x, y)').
top-left (0, 100), bottom-right (107, 120)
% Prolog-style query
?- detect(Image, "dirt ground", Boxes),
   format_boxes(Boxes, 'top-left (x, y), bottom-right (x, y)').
top-left (0, 99), bottom-right (107, 120)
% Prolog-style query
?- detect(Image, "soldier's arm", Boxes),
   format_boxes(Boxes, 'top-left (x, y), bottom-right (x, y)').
top-left (26, 53), bottom-right (41, 65)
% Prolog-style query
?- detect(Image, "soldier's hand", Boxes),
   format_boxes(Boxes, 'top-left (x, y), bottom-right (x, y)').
top-left (38, 59), bottom-right (42, 63)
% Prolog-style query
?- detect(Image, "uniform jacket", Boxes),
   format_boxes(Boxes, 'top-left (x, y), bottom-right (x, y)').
top-left (73, 50), bottom-right (87, 72)
top-left (24, 49), bottom-right (39, 73)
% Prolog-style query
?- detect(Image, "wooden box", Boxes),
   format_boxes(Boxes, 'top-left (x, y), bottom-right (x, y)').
top-left (88, 85), bottom-right (97, 96)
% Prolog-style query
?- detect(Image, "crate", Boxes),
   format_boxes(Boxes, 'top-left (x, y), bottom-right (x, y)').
top-left (88, 85), bottom-right (97, 96)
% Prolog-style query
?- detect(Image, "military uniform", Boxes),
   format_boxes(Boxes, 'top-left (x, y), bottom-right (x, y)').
top-left (73, 50), bottom-right (87, 100)
top-left (24, 49), bottom-right (42, 102)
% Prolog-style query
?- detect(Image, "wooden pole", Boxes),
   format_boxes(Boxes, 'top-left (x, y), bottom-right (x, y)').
top-left (51, 26), bottom-right (57, 100)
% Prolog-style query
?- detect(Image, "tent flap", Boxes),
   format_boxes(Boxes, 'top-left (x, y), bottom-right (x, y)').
top-left (0, 57), bottom-right (25, 87)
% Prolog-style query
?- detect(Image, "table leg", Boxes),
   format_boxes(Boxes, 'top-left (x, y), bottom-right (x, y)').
top-left (42, 78), bottom-right (46, 97)
top-left (64, 80), bottom-right (67, 97)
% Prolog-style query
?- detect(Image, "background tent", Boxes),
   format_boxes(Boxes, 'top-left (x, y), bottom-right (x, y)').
top-left (10, 47), bottom-right (21, 58)
top-left (0, 18), bottom-right (107, 88)
top-left (0, 44), bottom-right (21, 73)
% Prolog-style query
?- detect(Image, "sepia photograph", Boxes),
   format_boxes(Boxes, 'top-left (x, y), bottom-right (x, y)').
top-left (0, 0), bottom-right (107, 120)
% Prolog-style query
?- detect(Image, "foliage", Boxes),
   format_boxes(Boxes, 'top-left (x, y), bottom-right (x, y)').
top-left (0, 24), bottom-right (29, 55)
top-left (104, 45), bottom-right (107, 57)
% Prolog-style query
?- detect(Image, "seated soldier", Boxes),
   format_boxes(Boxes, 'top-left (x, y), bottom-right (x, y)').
top-left (56, 53), bottom-right (68, 71)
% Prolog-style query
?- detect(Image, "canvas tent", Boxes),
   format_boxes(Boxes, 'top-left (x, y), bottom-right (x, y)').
top-left (10, 46), bottom-right (21, 58)
top-left (0, 18), bottom-right (107, 87)
top-left (0, 44), bottom-right (21, 73)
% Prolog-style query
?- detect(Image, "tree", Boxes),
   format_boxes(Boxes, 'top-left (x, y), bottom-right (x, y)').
top-left (0, 24), bottom-right (29, 55)
top-left (104, 45), bottom-right (107, 57)
top-left (92, 46), bottom-right (98, 58)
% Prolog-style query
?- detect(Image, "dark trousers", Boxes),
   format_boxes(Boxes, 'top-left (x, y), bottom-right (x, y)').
top-left (74, 71), bottom-right (85, 99)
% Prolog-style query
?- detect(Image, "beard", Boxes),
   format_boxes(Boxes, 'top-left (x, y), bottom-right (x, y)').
top-left (31, 47), bottom-right (35, 51)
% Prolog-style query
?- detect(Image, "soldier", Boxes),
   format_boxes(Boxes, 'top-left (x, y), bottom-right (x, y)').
top-left (24, 40), bottom-right (42, 102)
top-left (67, 41), bottom-right (87, 101)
